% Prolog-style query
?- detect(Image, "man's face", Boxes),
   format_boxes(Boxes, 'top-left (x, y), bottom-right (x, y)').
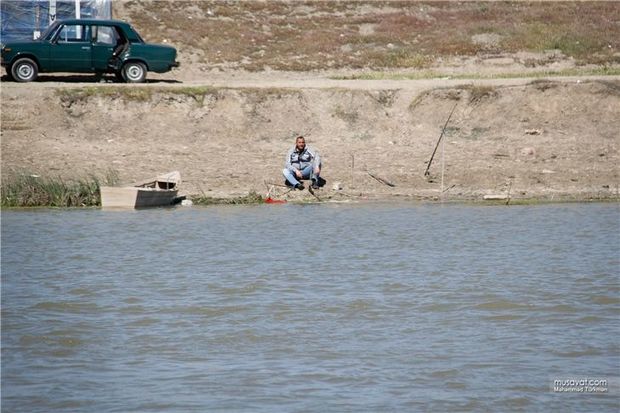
top-left (295, 137), bottom-right (306, 151)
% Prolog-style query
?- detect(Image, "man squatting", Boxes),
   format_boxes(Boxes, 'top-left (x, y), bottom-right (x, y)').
top-left (283, 135), bottom-right (321, 190)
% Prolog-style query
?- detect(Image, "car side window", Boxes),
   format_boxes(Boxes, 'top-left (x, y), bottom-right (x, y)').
top-left (94, 26), bottom-right (118, 46)
top-left (57, 25), bottom-right (89, 43)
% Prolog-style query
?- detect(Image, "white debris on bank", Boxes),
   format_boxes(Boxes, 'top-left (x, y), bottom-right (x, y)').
top-left (483, 194), bottom-right (509, 200)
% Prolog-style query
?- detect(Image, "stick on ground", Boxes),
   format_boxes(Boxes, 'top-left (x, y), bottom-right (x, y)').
top-left (308, 185), bottom-right (321, 201)
top-left (367, 171), bottom-right (395, 187)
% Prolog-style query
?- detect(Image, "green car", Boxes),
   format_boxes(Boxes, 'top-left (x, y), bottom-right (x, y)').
top-left (1, 18), bottom-right (179, 83)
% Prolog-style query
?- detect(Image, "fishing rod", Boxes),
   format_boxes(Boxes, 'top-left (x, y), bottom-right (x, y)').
top-left (424, 101), bottom-right (458, 177)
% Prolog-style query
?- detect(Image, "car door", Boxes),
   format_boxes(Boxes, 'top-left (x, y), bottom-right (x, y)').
top-left (50, 24), bottom-right (92, 72)
top-left (91, 24), bottom-right (120, 71)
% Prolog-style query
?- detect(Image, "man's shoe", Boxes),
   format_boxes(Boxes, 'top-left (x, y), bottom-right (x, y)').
top-left (311, 179), bottom-right (320, 189)
top-left (294, 183), bottom-right (305, 190)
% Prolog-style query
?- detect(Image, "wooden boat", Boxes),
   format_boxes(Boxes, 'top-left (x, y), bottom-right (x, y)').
top-left (100, 171), bottom-right (180, 208)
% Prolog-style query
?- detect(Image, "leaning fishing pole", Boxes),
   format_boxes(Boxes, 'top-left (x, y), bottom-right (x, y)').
top-left (424, 101), bottom-right (458, 177)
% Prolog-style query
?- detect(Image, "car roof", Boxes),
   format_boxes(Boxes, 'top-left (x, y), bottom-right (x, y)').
top-left (54, 19), bottom-right (142, 41)
top-left (55, 18), bottom-right (131, 26)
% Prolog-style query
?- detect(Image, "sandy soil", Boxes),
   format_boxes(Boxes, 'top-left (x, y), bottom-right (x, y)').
top-left (1, 68), bottom-right (618, 203)
top-left (2, 1), bottom-right (619, 203)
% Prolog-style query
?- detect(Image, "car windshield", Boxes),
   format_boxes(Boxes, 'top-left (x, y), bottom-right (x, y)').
top-left (40, 21), bottom-right (61, 41)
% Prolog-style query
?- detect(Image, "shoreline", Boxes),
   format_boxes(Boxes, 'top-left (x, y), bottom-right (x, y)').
top-left (2, 197), bottom-right (617, 210)
top-left (2, 174), bottom-right (617, 209)
top-left (2, 79), bottom-right (618, 204)
top-left (3, 199), bottom-right (618, 210)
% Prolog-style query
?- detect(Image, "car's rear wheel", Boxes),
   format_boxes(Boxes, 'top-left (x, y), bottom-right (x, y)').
top-left (122, 62), bottom-right (147, 83)
top-left (11, 58), bottom-right (38, 82)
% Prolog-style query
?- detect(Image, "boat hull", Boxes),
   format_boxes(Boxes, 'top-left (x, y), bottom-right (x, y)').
top-left (100, 186), bottom-right (178, 208)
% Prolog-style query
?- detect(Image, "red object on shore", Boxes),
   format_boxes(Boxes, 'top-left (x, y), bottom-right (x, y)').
top-left (265, 197), bottom-right (287, 204)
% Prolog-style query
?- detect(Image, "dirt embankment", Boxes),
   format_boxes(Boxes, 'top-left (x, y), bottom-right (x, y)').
top-left (1, 78), bottom-right (618, 202)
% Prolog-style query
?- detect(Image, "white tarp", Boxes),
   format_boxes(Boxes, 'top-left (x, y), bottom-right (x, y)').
top-left (1, 0), bottom-right (112, 42)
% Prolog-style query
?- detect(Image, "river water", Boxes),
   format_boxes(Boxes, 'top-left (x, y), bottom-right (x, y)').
top-left (2, 202), bottom-right (619, 412)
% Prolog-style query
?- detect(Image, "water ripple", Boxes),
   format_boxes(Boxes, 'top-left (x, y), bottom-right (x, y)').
top-left (2, 203), bottom-right (619, 412)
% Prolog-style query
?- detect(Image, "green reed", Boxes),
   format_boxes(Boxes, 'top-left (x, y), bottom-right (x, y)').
top-left (192, 191), bottom-right (264, 206)
top-left (1, 171), bottom-right (119, 207)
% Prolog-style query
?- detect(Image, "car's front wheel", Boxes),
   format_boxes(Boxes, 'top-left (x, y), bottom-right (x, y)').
top-left (122, 62), bottom-right (147, 83)
top-left (11, 58), bottom-right (38, 82)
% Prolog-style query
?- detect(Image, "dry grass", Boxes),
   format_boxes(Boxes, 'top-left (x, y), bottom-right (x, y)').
top-left (1, 113), bottom-right (32, 130)
top-left (467, 85), bottom-right (498, 104)
top-left (333, 66), bottom-right (620, 81)
top-left (192, 191), bottom-right (264, 205)
top-left (55, 86), bottom-right (221, 103)
top-left (115, 1), bottom-right (620, 71)
top-left (56, 86), bottom-right (153, 103)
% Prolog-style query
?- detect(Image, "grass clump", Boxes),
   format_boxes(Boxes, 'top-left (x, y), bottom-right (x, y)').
top-left (165, 86), bottom-right (219, 102)
top-left (333, 66), bottom-right (620, 81)
top-left (1, 171), bottom-right (119, 207)
top-left (57, 87), bottom-right (153, 103)
top-left (364, 50), bottom-right (434, 70)
top-left (56, 86), bottom-right (222, 105)
top-left (191, 191), bottom-right (264, 206)
top-left (466, 85), bottom-right (498, 103)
